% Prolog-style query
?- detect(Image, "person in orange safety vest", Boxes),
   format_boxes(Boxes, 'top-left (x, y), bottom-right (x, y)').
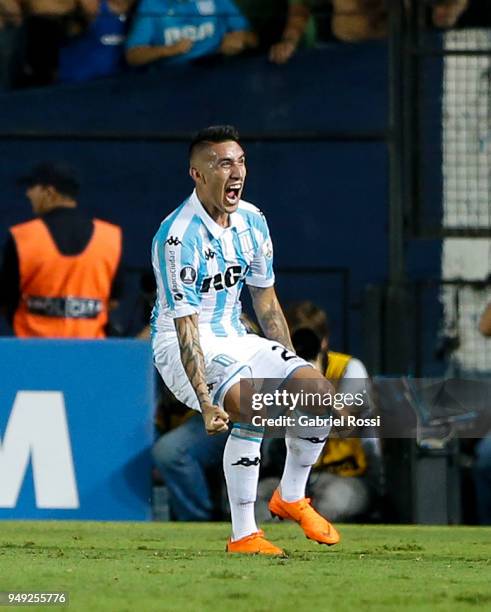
top-left (0, 161), bottom-right (123, 338)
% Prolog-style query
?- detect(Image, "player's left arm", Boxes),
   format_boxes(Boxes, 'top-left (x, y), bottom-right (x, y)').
top-left (245, 209), bottom-right (293, 348)
top-left (249, 285), bottom-right (294, 352)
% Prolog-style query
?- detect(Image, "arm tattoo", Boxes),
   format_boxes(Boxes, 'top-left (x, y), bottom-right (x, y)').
top-left (174, 314), bottom-right (212, 409)
top-left (249, 286), bottom-right (294, 351)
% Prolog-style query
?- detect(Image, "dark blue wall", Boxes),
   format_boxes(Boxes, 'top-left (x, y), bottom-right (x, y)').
top-left (0, 43), bottom-right (441, 365)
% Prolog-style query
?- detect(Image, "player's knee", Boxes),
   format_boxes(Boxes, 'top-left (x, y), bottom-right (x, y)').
top-left (224, 378), bottom-right (255, 422)
top-left (286, 371), bottom-right (334, 415)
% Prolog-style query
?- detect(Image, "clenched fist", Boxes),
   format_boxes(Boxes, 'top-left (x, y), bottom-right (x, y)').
top-left (202, 404), bottom-right (230, 435)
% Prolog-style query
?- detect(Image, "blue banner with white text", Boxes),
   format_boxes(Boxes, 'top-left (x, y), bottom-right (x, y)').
top-left (0, 339), bottom-right (155, 520)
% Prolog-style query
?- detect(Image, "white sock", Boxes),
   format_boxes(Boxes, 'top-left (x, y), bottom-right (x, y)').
top-left (280, 425), bottom-right (331, 502)
top-left (223, 424), bottom-right (263, 541)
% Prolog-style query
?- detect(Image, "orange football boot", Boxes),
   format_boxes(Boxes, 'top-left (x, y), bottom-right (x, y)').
top-left (226, 530), bottom-right (286, 556)
top-left (268, 489), bottom-right (341, 546)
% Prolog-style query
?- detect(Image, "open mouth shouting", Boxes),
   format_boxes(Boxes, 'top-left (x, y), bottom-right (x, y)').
top-left (225, 182), bottom-right (242, 206)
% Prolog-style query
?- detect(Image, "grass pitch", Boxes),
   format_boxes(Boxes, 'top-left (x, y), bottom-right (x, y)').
top-left (0, 522), bottom-right (490, 611)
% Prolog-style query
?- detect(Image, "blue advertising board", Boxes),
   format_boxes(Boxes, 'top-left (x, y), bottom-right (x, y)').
top-left (0, 339), bottom-right (155, 520)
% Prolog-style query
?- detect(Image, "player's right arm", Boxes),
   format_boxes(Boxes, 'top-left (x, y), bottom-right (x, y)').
top-left (154, 228), bottom-right (228, 434)
top-left (174, 314), bottom-right (229, 435)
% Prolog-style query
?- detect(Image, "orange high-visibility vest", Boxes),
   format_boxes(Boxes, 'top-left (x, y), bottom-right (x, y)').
top-left (11, 217), bottom-right (122, 338)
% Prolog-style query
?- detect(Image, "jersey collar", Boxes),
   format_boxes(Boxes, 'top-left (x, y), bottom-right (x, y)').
top-left (191, 189), bottom-right (239, 239)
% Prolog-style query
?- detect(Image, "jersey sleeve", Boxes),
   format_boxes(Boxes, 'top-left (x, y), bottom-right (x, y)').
top-left (125, 0), bottom-right (160, 48)
top-left (220, 0), bottom-right (250, 32)
top-left (154, 231), bottom-right (201, 318)
top-left (245, 213), bottom-right (275, 288)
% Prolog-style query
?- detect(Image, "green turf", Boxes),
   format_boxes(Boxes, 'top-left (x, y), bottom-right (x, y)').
top-left (0, 522), bottom-right (490, 611)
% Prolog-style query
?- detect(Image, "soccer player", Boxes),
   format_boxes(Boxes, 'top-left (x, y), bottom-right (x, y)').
top-left (151, 125), bottom-right (340, 555)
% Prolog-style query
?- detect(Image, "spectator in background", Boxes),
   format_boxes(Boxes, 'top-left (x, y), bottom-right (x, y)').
top-left (20, 0), bottom-right (97, 86)
top-left (257, 301), bottom-right (383, 523)
top-left (152, 394), bottom-right (227, 521)
top-left (58, 0), bottom-right (136, 83)
top-left (475, 304), bottom-right (491, 524)
top-left (270, 0), bottom-right (469, 64)
top-left (431, 0), bottom-right (469, 29)
top-left (269, 0), bottom-right (329, 64)
top-left (0, 162), bottom-right (124, 337)
top-left (330, 0), bottom-right (387, 43)
top-left (0, 0), bottom-right (22, 89)
top-left (125, 0), bottom-right (257, 68)
top-left (331, 0), bottom-right (469, 40)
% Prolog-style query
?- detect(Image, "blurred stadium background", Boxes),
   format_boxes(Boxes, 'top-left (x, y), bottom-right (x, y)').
top-left (1, 0), bottom-right (491, 531)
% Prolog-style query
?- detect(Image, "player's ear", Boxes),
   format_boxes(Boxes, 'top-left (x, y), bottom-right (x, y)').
top-left (190, 166), bottom-right (207, 185)
top-left (190, 166), bottom-right (201, 182)
top-left (45, 185), bottom-right (57, 202)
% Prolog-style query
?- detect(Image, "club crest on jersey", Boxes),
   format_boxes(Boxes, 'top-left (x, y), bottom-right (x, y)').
top-left (180, 266), bottom-right (197, 285)
top-left (238, 229), bottom-right (254, 254)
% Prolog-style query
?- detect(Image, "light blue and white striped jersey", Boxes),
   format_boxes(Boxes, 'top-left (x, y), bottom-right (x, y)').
top-left (151, 190), bottom-right (274, 338)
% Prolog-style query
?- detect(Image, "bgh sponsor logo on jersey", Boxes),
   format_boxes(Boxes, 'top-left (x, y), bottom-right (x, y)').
top-left (200, 265), bottom-right (243, 293)
top-left (164, 22), bottom-right (215, 46)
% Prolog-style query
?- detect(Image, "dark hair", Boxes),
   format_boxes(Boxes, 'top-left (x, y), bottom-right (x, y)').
top-left (285, 301), bottom-right (330, 340)
top-left (189, 125), bottom-right (240, 159)
top-left (285, 301), bottom-right (330, 360)
top-left (17, 162), bottom-right (80, 199)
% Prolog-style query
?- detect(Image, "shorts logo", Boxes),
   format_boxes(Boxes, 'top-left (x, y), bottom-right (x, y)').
top-left (212, 354), bottom-right (237, 367)
top-left (298, 436), bottom-right (328, 444)
top-left (174, 293), bottom-right (184, 301)
top-left (166, 236), bottom-right (182, 246)
top-left (232, 457), bottom-right (260, 467)
top-left (180, 266), bottom-right (197, 285)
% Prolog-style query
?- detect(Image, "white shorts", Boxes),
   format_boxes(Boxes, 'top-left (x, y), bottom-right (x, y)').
top-left (152, 333), bottom-right (310, 411)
